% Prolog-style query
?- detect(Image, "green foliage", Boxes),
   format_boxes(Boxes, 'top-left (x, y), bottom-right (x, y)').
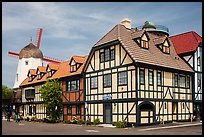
top-left (31, 116), bottom-right (37, 121)
top-left (64, 120), bottom-right (71, 124)
top-left (40, 79), bottom-right (62, 122)
top-left (77, 119), bottom-right (85, 125)
top-left (93, 118), bottom-right (101, 125)
top-left (2, 84), bottom-right (13, 107)
top-left (71, 117), bottom-right (79, 124)
top-left (115, 120), bottom-right (128, 128)
top-left (2, 85), bottom-right (13, 99)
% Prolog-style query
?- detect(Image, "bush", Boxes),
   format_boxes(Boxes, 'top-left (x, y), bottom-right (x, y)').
top-left (64, 120), bottom-right (71, 124)
top-left (31, 116), bottom-right (37, 121)
top-left (77, 119), bottom-right (85, 125)
top-left (71, 117), bottom-right (79, 124)
top-left (115, 120), bottom-right (128, 128)
top-left (43, 118), bottom-right (49, 123)
top-left (93, 118), bottom-right (101, 125)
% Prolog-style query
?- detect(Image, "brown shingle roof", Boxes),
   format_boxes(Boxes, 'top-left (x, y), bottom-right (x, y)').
top-left (20, 55), bottom-right (88, 87)
top-left (92, 24), bottom-right (193, 72)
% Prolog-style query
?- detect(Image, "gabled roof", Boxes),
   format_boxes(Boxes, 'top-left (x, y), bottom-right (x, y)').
top-left (86, 24), bottom-right (193, 72)
top-left (170, 31), bottom-right (202, 55)
top-left (153, 36), bottom-right (168, 45)
top-left (37, 66), bottom-right (46, 73)
top-left (47, 63), bottom-right (59, 71)
top-left (131, 29), bottom-right (146, 39)
top-left (28, 69), bottom-right (37, 76)
top-left (70, 55), bottom-right (87, 64)
top-left (20, 55), bottom-right (88, 87)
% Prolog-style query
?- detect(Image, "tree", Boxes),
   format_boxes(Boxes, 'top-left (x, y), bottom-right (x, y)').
top-left (2, 85), bottom-right (13, 99)
top-left (2, 84), bottom-right (13, 108)
top-left (40, 79), bottom-right (62, 122)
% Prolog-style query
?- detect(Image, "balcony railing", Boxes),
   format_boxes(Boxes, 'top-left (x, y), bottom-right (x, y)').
top-left (136, 24), bottom-right (169, 34)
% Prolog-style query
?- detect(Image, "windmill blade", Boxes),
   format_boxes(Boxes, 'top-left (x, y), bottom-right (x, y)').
top-left (8, 51), bottom-right (19, 58)
top-left (8, 51), bottom-right (63, 63)
top-left (43, 56), bottom-right (64, 63)
top-left (35, 28), bottom-right (43, 48)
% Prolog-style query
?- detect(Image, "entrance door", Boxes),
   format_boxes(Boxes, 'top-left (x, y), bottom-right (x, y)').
top-left (172, 102), bottom-right (178, 121)
top-left (139, 102), bottom-right (155, 125)
top-left (104, 103), bottom-right (112, 123)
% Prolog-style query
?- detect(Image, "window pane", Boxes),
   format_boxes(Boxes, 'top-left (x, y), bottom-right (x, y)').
top-left (71, 81), bottom-right (76, 90)
top-left (76, 105), bottom-right (81, 115)
top-left (179, 76), bottom-right (185, 87)
top-left (110, 49), bottom-right (115, 60)
top-left (104, 74), bottom-right (111, 87)
top-left (174, 74), bottom-right (178, 87)
top-left (105, 49), bottom-right (110, 61)
top-left (118, 72), bottom-right (127, 85)
top-left (149, 71), bottom-right (153, 85)
top-left (157, 72), bottom-right (161, 85)
top-left (67, 81), bottom-right (71, 91)
top-left (91, 77), bottom-right (98, 89)
top-left (186, 76), bottom-right (190, 88)
top-left (140, 70), bottom-right (145, 84)
top-left (142, 41), bottom-right (148, 48)
top-left (67, 106), bottom-right (72, 115)
top-left (100, 53), bottom-right (104, 62)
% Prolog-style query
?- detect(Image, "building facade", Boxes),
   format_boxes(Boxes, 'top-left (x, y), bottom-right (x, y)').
top-left (19, 55), bottom-right (87, 120)
top-left (170, 31), bottom-right (202, 120)
top-left (83, 19), bottom-right (194, 125)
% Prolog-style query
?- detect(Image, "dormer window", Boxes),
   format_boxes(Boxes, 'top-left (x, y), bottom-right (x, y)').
top-left (46, 67), bottom-right (52, 78)
top-left (141, 40), bottom-right (148, 49)
top-left (28, 71), bottom-right (36, 82)
top-left (29, 76), bottom-right (32, 82)
top-left (70, 64), bottom-right (77, 72)
top-left (155, 37), bottom-right (170, 54)
top-left (163, 45), bottom-right (169, 53)
top-left (133, 31), bottom-right (149, 49)
top-left (47, 71), bottom-right (52, 78)
top-left (162, 40), bottom-right (170, 54)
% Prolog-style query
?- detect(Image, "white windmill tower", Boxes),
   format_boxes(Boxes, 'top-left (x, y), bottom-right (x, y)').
top-left (13, 42), bottom-right (44, 89)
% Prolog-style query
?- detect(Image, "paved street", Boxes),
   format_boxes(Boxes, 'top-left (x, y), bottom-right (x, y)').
top-left (2, 120), bottom-right (202, 135)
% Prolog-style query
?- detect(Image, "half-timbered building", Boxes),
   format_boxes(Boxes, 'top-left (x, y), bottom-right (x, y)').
top-left (170, 31), bottom-right (202, 120)
top-left (19, 55), bottom-right (87, 120)
top-left (83, 19), bottom-right (194, 126)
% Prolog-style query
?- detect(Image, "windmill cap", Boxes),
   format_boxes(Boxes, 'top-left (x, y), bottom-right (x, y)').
top-left (19, 43), bottom-right (43, 59)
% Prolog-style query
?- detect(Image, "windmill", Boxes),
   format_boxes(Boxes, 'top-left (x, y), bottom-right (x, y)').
top-left (8, 28), bottom-right (64, 89)
top-left (8, 28), bottom-right (64, 64)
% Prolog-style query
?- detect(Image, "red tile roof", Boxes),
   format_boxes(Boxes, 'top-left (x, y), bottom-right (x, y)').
top-left (20, 55), bottom-right (88, 87)
top-left (170, 31), bottom-right (202, 55)
top-left (28, 69), bottom-right (37, 76)
top-left (37, 66), bottom-right (46, 73)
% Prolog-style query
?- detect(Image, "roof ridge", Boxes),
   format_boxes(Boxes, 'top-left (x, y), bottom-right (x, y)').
top-left (191, 31), bottom-right (202, 43)
top-left (170, 31), bottom-right (195, 38)
top-left (94, 24), bottom-right (120, 47)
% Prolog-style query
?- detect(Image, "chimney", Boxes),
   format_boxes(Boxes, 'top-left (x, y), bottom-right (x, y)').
top-left (121, 18), bottom-right (131, 29)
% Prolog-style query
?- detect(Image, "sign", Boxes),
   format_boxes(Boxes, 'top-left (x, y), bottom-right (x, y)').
top-left (103, 94), bottom-right (112, 100)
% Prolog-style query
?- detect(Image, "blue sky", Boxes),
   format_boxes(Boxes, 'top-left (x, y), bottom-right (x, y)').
top-left (2, 2), bottom-right (202, 88)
